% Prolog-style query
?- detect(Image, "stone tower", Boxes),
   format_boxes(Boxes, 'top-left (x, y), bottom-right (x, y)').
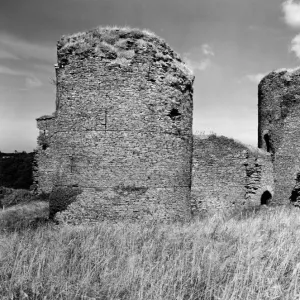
top-left (258, 68), bottom-right (300, 204)
top-left (35, 26), bottom-right (194, 223)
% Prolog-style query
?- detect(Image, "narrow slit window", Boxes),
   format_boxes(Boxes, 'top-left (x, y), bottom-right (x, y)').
top-left (264, 133), bottom-right (272, 153)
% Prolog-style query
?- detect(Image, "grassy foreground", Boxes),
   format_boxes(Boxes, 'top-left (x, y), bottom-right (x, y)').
top-left (1, 206), bottom-right (300, 299)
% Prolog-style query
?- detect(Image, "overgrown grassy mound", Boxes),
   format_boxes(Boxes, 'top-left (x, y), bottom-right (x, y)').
top-left (57, 25), bottom-right (193, 78)
top-left (1, 206), bottom-right (300, 299)
top-left (0, 187), bottom-right (49, 209)
top-left (194, 133), bottom-right (268, 157)
top-left (0, 201), bottom-right (49, 232)
top-left (59, 26), bottom-right (172, 59)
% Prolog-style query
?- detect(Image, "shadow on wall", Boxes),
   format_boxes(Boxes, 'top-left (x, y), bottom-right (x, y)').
top-left (261, 190), bottom-right (272, 205)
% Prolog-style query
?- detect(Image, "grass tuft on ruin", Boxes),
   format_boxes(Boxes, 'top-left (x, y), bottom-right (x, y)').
top-left (194, 133), bottom-right (270, 157)
top-left (57, 25), bottom-right (193, 77)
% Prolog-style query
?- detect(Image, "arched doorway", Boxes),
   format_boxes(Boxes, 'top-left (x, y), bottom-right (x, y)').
top-left (261, 191), bottom-right (272, 205)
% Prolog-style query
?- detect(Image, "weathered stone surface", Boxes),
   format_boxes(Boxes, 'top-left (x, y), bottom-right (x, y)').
top-left (258, 67), bottom-right (300, 204)
top-left (192, 135), bottom-right (274, 215)
top-left (34, 27), bottom-right (194, 223)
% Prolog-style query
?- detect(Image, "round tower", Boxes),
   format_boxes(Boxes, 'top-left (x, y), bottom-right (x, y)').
top-left (258, 67), bottom-right (300, 204)
top-left (41, 27), bottom-right (194, 223)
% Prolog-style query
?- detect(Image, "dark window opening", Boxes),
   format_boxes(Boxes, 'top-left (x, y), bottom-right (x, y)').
top-left (264, 133), bottom-right (272, 153)
top-left (290, 172), bottom-right (300, 203)
top-left (42, 144), bottom-right (49, 151)
top-left (261, 191), bottom-right (272, 205)
top-left (168, 108), bottom-right (181, 121)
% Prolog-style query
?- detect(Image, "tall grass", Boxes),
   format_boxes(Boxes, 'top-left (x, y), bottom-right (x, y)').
top-left (0, 201), bottom-right (49, 232)
top-left (1, 206), bottom-right (300, 299)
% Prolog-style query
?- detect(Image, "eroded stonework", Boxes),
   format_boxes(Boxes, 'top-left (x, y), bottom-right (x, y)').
top-left (34, 26), bottom-right (280, 223)
top-left (34, 27), bottom-right (194, 223)
top-left (192, 135), bottom-right (274, 215)
top-left (258, 68), bottom-right (300, 204)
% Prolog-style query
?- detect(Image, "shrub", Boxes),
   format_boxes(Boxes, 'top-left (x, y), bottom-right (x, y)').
top-left (34, 191), bottom-right (50, 201)
top-left (0, 187), bottom-right (49, 209)
top-left (0, 188), bottom-right (32, 208)
top-left (49, 186), bottom-right (82, 220)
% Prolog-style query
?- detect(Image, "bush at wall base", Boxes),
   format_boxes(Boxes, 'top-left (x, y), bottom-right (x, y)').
top-left (49, 186), bottom-right (82, 220)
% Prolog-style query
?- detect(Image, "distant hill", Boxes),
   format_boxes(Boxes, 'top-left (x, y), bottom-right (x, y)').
top-left (0, 151), bottom-right (34, 189)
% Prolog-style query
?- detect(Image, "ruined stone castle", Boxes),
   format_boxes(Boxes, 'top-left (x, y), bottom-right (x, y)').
top-left (258, 68), bottom-right (300, 205)
top-left (34, 26), bottom-right (295, 223)
top-left (35, 27), bottom-right (194, 223)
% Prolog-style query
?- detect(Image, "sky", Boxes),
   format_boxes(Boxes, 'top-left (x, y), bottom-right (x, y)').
top-left (1, 0), bottom-right (300, 152)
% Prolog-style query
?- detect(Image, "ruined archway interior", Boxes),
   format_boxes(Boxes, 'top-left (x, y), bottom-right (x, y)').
top-left (261, 191), bottom-right (272, 205)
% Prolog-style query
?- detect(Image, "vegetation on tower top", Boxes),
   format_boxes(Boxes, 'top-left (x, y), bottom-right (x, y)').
top-left (57, 25), bottom-right (193, 78)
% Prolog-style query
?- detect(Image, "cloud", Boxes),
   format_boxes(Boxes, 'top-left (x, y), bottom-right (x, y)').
top-left (281, 1), bottom-right (300, 59)
top-left (25, 76), bottom-right (42, 88)
top-left (0, 49), bottom-right (19, 60)
top-left (282, 0), bottom-right (300, 29)
top-left (0, 33), bottom-right (56, 63)
top-left (0, 65), bottom-right (42, 89)
top-left (202, 44), bottom-right (215, 56)
top-left (246, 73), bottom-right (266, 84)
top-left (183, 55), bottom-right (211, 73)
top-left (183, 44), bottom-right (215, 74)
top-left (290, 33), bottom-right (300, 58)
top-left (0, 65), bottom-right (24, 76)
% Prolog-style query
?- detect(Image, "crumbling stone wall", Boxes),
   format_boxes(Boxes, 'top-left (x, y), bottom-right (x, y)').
top-left (192, 135), bottom-right (274, 215)
top-left (34, 115), bottom-right (55, 192)
top-left (35, 26), bottom-right (194, 223)
top-left (258, 68), bottom-right (300, 204)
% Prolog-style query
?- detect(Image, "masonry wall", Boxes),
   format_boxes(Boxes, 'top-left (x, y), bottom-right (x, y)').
top-left (258, 68), bottom-right (300, 204)
top-left (192, 135), bottom-right (274, 215)
top-left (34, 115), bottom-right (56, 192)
top-left (35, 27), bottom-right (194, 223)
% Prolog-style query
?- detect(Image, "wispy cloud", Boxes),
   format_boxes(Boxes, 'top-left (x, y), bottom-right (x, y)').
top-left (0, 65), bottom-right (42, 89)
top-left (291, 33), bottom-right (300, 58)
top-left (183, 55), bottom-right (211, 73)
top-left (0, 33), bottom-right (56, 63)
top-left (281, 1), bottom-right (300, 59)
top-left (202, 44), bottom-right (215, 56)
top-left (0, 65), bottom-right (24, 76)
top-left (183, 44), bottom-right (215, 74)
top-left (246, 73), bottom-right (266, 84)
top-left (0, 49), bottom-right (19, 60)
top-left (25, 76), bottom-right (42, 88)
top-left (282, 0), bottom-right (300, 29)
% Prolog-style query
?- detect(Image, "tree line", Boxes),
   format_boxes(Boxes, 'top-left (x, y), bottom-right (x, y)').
top-left (0, 151), bottom-right (34, 189)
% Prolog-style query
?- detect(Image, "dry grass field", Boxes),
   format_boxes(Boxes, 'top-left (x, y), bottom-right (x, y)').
top-left (1, 204), bottom-right (300, 299)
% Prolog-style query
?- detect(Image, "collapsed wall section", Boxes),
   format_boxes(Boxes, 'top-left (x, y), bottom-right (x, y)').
top-left (258, 68), bottom-right (300, 204)
top-left (192, 135), bottom-right (274, 215)
top-left (33, 115), bottom-right (56, 193)
top-left (36, 27), bottom-right (194, 223)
